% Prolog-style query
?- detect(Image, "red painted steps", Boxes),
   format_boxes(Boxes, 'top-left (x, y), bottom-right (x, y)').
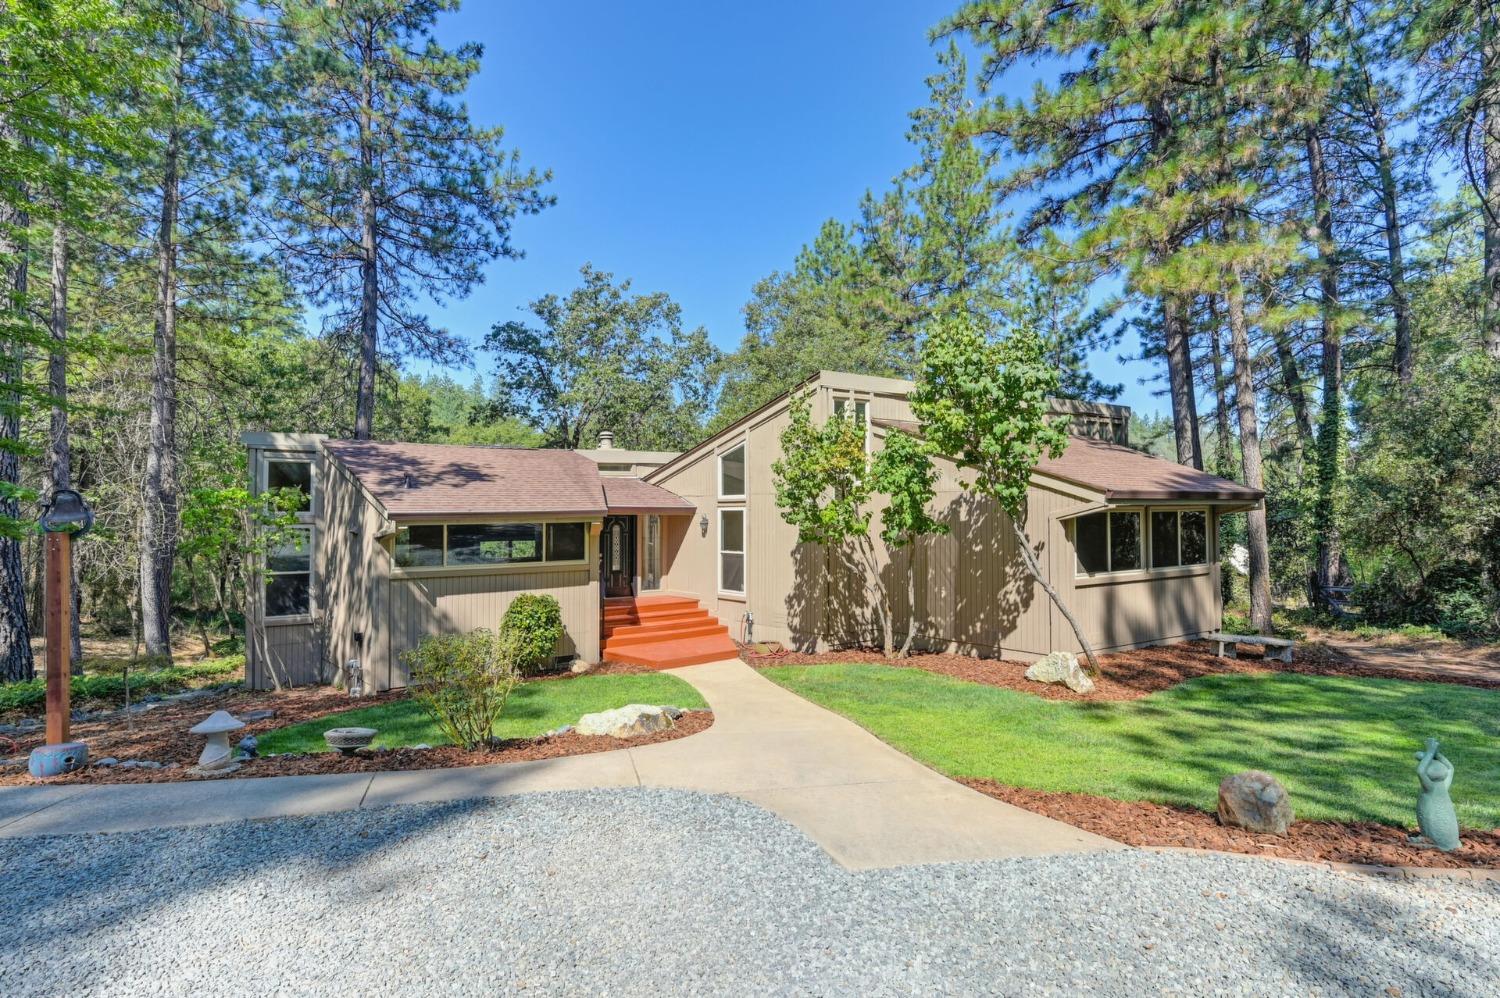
top-left (601, 595), bottom-right (739, 669)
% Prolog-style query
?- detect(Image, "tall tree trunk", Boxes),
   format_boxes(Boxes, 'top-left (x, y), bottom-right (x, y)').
top-left (1301, 44), bottom-right (1345, 602)
top-left (1483, 9), bottom-right (1500, 359)
top-left (354, 39), bottom-right (378, 440)
top-left (141, 57), bottom-right (183, 660)
top-left (1206, 295), bottom-right (1235, 480)
top-left (1354, 64), bottom-right (1414, 380)
top-left (46, 221), bottom-right (83, 673)
top-left (0, 124), bottom-right (35, 682)
top-left (1268, 325), bottom-right (1315, 450)
top-left (1163, 294), bottom-right (1202, 469)
top-left (1225, 275), bottom-right (1272, 634)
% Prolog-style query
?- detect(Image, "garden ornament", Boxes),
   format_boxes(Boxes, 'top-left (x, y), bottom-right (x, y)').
top-left (324, 727), bottom-right (377, 754)
top-left (1410, 737), bottom-right (1461, 852)
top-left (189, 710), bottom-right (246, 770)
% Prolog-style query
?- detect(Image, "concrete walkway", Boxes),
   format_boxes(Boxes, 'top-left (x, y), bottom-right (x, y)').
top-left (0, 659), bottom-right (1118, 869)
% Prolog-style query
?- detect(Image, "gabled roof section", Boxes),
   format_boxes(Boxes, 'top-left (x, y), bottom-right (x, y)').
top-left (322, 441), bottom-right (608, 519)
top-left (602, 477), bottom-right (696, 514)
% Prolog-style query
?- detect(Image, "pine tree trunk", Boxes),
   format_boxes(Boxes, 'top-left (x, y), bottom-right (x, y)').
top-left (1483, 11), bottom-right (1500, 359)
top-left (1364, 82), bottom-right (1414, 382)
top-left (1225, 275), bottom-right (1273, 634)
top-left (0, 127), bottom-right (35, 683)
top-left (46, 221), bottom-right (82, 673)
top-left (1269, 326), bottom-right (1315, 450)
top-left (141, 88), bottom-right (182, 660)
top-left (1304, 103), bottom-right (1345, 602)
top-left (354, 41), bottom-right (379, 440)
top-left (1206, 296), bottom-right (1235, 479)
top-left (1163, 295), bottom-right (1202, 469)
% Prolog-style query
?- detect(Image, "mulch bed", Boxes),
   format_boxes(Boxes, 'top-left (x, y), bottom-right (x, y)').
top-left (744, 640), bottom-right (1500, 701)
top-left (0, 668), bottom-right (710, 786)
top-left (964, 779), bottom-right (1500, 870)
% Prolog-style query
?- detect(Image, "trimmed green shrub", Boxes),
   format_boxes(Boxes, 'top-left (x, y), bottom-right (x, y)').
top-left (403, 629), bottom-right (521, 749)
top-left (501, 593), bottom-right (564, 675)
top-left (0, 655), bottom-right (245, 714)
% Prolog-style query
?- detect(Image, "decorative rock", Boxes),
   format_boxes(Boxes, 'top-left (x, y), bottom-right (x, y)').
top-left (1217, 771), bottom-right (1294, 835)
top-left (239, 710), bottom-right (276, 723)
top-left (1024, 651), bottom-right (1096, 695)
top-left (323, 727), bottom-right (378, 755)
top-left (119, 760), bottom-right (162, 771)
top-left (412, 744), bottom-right (432, 751)
top-left (237, 735), bottom-right (259, 757)
top-left (574, 704), bottom-right (675, 739)
top-left (94, 757), bottom-right (119, 767)
top-left (28, 742), bottom-right (89, 778)
top-left (189, 710), bottom-right (246, 770)
top-left (569, 660), bottom-right (596, 675)
top-left (1411, 738), bottom-right (1461, 852)
top-left (662, 706), bottom-right (686, 720)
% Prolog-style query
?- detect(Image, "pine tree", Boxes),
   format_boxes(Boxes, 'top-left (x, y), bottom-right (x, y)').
top-left (269, 0), bottom-right (552, 439)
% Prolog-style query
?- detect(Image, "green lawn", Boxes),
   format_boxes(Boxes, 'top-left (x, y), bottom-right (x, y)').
top-left (761, 664), bottom-right (1500, 829)
top-left (259, 672), bottom-right (707, 754)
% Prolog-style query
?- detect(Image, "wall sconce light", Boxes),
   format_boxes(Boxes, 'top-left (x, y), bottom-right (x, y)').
top-left (699, 514), bottom-right (709, 536)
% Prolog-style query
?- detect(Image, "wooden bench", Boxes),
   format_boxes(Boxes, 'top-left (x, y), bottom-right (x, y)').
top-left (1206, 632), bottom-right (1294, 664)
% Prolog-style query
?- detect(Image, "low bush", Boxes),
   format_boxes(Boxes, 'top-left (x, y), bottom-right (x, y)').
top-left (403, 629), bottom-right (521, 749)
top-left (0, 655), bottom-right (245, 714)
top-left (501, 593), bottom-right (564, 675)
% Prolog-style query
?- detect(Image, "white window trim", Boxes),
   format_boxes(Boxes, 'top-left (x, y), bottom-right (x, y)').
top-left (260, 452), bottom-right (316, 521)
top-left (265, 524), bottom-right (315, 621)
top-left (391, 520), bottom-right (593, 575)
top-left (718, 441), bottom-right (747, 500)
top-left (718, 508), bottom-right (746, 596)
top-left (1149, 507), bottom-right (1211, 570)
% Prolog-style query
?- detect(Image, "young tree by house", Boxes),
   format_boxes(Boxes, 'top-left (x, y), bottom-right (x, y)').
top-left (772, 393), bottom-right (946, 657)
top-left (484, 264), bottom-right (720, 450)
top-left (269, 0), bottom-right (552, 440)
top-left (909, 311), bottom-right (1101, 673)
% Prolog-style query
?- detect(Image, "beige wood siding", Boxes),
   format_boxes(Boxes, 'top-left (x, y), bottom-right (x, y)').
top-left (385, 564), bottom-right (598, 688)
top-left (317, 451), bottom-right (391, 690)
top-left (250, 622), bottom-right (323, 687)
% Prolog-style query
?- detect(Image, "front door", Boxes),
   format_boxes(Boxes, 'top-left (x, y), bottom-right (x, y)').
top-left (602, 515), bottom-right (635, 597)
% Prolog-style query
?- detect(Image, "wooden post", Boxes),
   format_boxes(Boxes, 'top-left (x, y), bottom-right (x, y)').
top-left (44, 531), bottom-right (71, 745)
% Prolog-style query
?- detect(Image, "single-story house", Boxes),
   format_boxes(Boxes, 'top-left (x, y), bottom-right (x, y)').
top-left (242, 371), bottom-right (1261, 690)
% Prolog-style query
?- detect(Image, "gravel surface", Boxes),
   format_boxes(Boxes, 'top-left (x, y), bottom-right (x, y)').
top-left (2, 788), bottom-right (1496, 996)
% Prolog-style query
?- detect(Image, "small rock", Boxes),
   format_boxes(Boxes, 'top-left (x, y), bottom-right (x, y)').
top-left (662, 706), bottom-right (685, 720)
top-left (546, 725), bottom-right (574, 737)
top-left (1024, 651), bottom-right (1095, 694)
top-left (569, 660), bottom-right (596, 675)
top-left (94, 757), bottom-right (119, 767)
top-left (125, 702), bottom-right (160, 714)
top-left (1218, 770), bottom-right (1294, 835)
top-left (119, 760), bottom-right (163, 771)
top-left (239, 709), bottom-right (276, 722)
top-left (237, 735), bottom-right (259, 756)
top-left (411, 743), bottom-right (432, 751)
top-left (575, 704), bottom-right (675, 739)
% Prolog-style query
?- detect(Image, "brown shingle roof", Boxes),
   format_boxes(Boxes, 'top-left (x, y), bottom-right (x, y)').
top-left (602, 477), bottom-right (697, 514)
top-left (323, 441), bottom-right (608, 518)
top-left (872, 418), bottom-right (1262, 502)
top-left (1039, 437), bottom-right (1262, 501)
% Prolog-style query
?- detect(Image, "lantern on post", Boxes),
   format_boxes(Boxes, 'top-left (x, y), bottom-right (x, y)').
top-left (28, 489), bottom-right (94, 779)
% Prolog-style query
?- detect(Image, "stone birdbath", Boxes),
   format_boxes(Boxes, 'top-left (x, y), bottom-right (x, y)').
top-left (324, 727), bottom-right (377, 755)
top-left (189, 710), bottom-right (246, 771)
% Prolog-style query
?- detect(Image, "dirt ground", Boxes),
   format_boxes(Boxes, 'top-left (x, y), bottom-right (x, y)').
top-left (0, 662), bottom-right (706, 786)
top-left (744, 638), bottom-right (1500, 700)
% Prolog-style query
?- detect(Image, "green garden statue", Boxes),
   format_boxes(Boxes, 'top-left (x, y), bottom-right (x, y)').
top-left (1410, 737), bottom-right (1461, 852)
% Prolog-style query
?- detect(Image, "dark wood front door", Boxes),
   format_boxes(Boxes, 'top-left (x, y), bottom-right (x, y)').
top-left (602, 515), bottom-right (635, 597)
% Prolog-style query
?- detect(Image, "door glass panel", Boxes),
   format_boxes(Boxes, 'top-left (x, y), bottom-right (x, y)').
top-left (644, 515), bottom-right (661, 590)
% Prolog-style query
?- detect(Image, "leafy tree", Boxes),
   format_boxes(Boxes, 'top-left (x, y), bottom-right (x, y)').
top-left (484, 264), bottom-right (720, 450)
top-left (909, 311), bottom-right (1100, 672)
top-left (868, 428), bottom-right (948, 656)
top-left (268, 0), bottom-right (552, 439)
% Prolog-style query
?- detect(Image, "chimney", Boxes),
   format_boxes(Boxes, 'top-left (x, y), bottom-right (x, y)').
top-left (597, 430), bottom-right (615, 450)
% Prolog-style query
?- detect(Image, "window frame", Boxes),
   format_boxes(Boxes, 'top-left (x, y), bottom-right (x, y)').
top-left (1151, 507), bottom-right (1210, 570)
top-left (1071, 507), bottom-right (1145, 577)
top-left (1072, 505), bottom-right (1214, 578)
top-left (718, 441), bottom-right (747, 500)
top-left (718, 507), bottom-right (746, 596)
top-left (260, 453), bottom-right (316, 519)
top-left (388, 518), bottom-right (594, 577)
top-left (832, 395), bottom-right (871, 452)
top-left (264, 524), bottom-right (314, 621)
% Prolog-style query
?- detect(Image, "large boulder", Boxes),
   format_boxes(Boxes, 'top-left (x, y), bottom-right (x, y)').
top-left (1024, 651), bottom-right (1096, 694)
top-left (1218, 771), bottom-right (1294, 835)
top-left (575, 704), bottom-right (676, 739)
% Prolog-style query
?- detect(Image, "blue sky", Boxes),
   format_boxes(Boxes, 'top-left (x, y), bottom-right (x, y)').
top-left (422, 0), bottom-right (1165, 416)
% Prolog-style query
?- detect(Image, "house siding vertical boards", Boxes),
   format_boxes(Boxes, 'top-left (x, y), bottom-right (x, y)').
top-left (317, 449), bottom-right (391, 692)
top-left (385, 566), bottom-right (597, 688)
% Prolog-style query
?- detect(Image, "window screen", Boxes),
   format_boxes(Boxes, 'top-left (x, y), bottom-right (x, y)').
top-left (395, 525), bottom-right (444, 567)
top-left (1110, 512), bottom-right (1142, 571)
top-left (1181, 511), bottom-right (1208, 565)
top-left (720, 509), bottom-right (745, 593)
top-left (1074, 513), bottom-right (1109, 574)
top-left (720, 444), bottom-right (746, 497)
top-left (265, 528), bottom-right (311, 616)
top-left (546, 522), bottom-right (587, 562)
top-left (447, 523), bottom-right (542, 565)
top-left (1151, 510), bottom-right (1180, 568)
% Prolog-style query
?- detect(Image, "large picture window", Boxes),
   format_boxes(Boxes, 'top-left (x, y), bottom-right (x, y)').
top-left (1073, 511), bottom-right (1142, 574)
top-left (719, 509), bottom-right (745, 594)
top-left (393, 521), bottom-right (590, 570)
top-left (719, 443), bottom-right (746, 499)
top-left (1151, 509), bottom-right (1208, 568)
top-left (265, 527), bottom-right (312, 617)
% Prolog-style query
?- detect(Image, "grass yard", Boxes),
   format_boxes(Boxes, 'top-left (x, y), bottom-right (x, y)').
top-left (260, 672), bottom-right (707, 754)
top-left (761, 664), bottom-right (1500, 830)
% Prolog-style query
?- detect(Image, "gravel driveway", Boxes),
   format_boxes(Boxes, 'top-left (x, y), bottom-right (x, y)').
top-left (2, 789), bottom-right (1495, 996)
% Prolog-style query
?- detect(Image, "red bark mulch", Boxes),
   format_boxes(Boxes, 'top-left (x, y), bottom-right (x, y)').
top-left (745, 639), bottom-right (1500, 701)
top-left (965, 779), bottom-right (1500, 871)
top-left (0, 671), bottom-right (710, 786)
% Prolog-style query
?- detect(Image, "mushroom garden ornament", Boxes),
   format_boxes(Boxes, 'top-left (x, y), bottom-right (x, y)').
top-left (189, 710), bottom-right (246, 770)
